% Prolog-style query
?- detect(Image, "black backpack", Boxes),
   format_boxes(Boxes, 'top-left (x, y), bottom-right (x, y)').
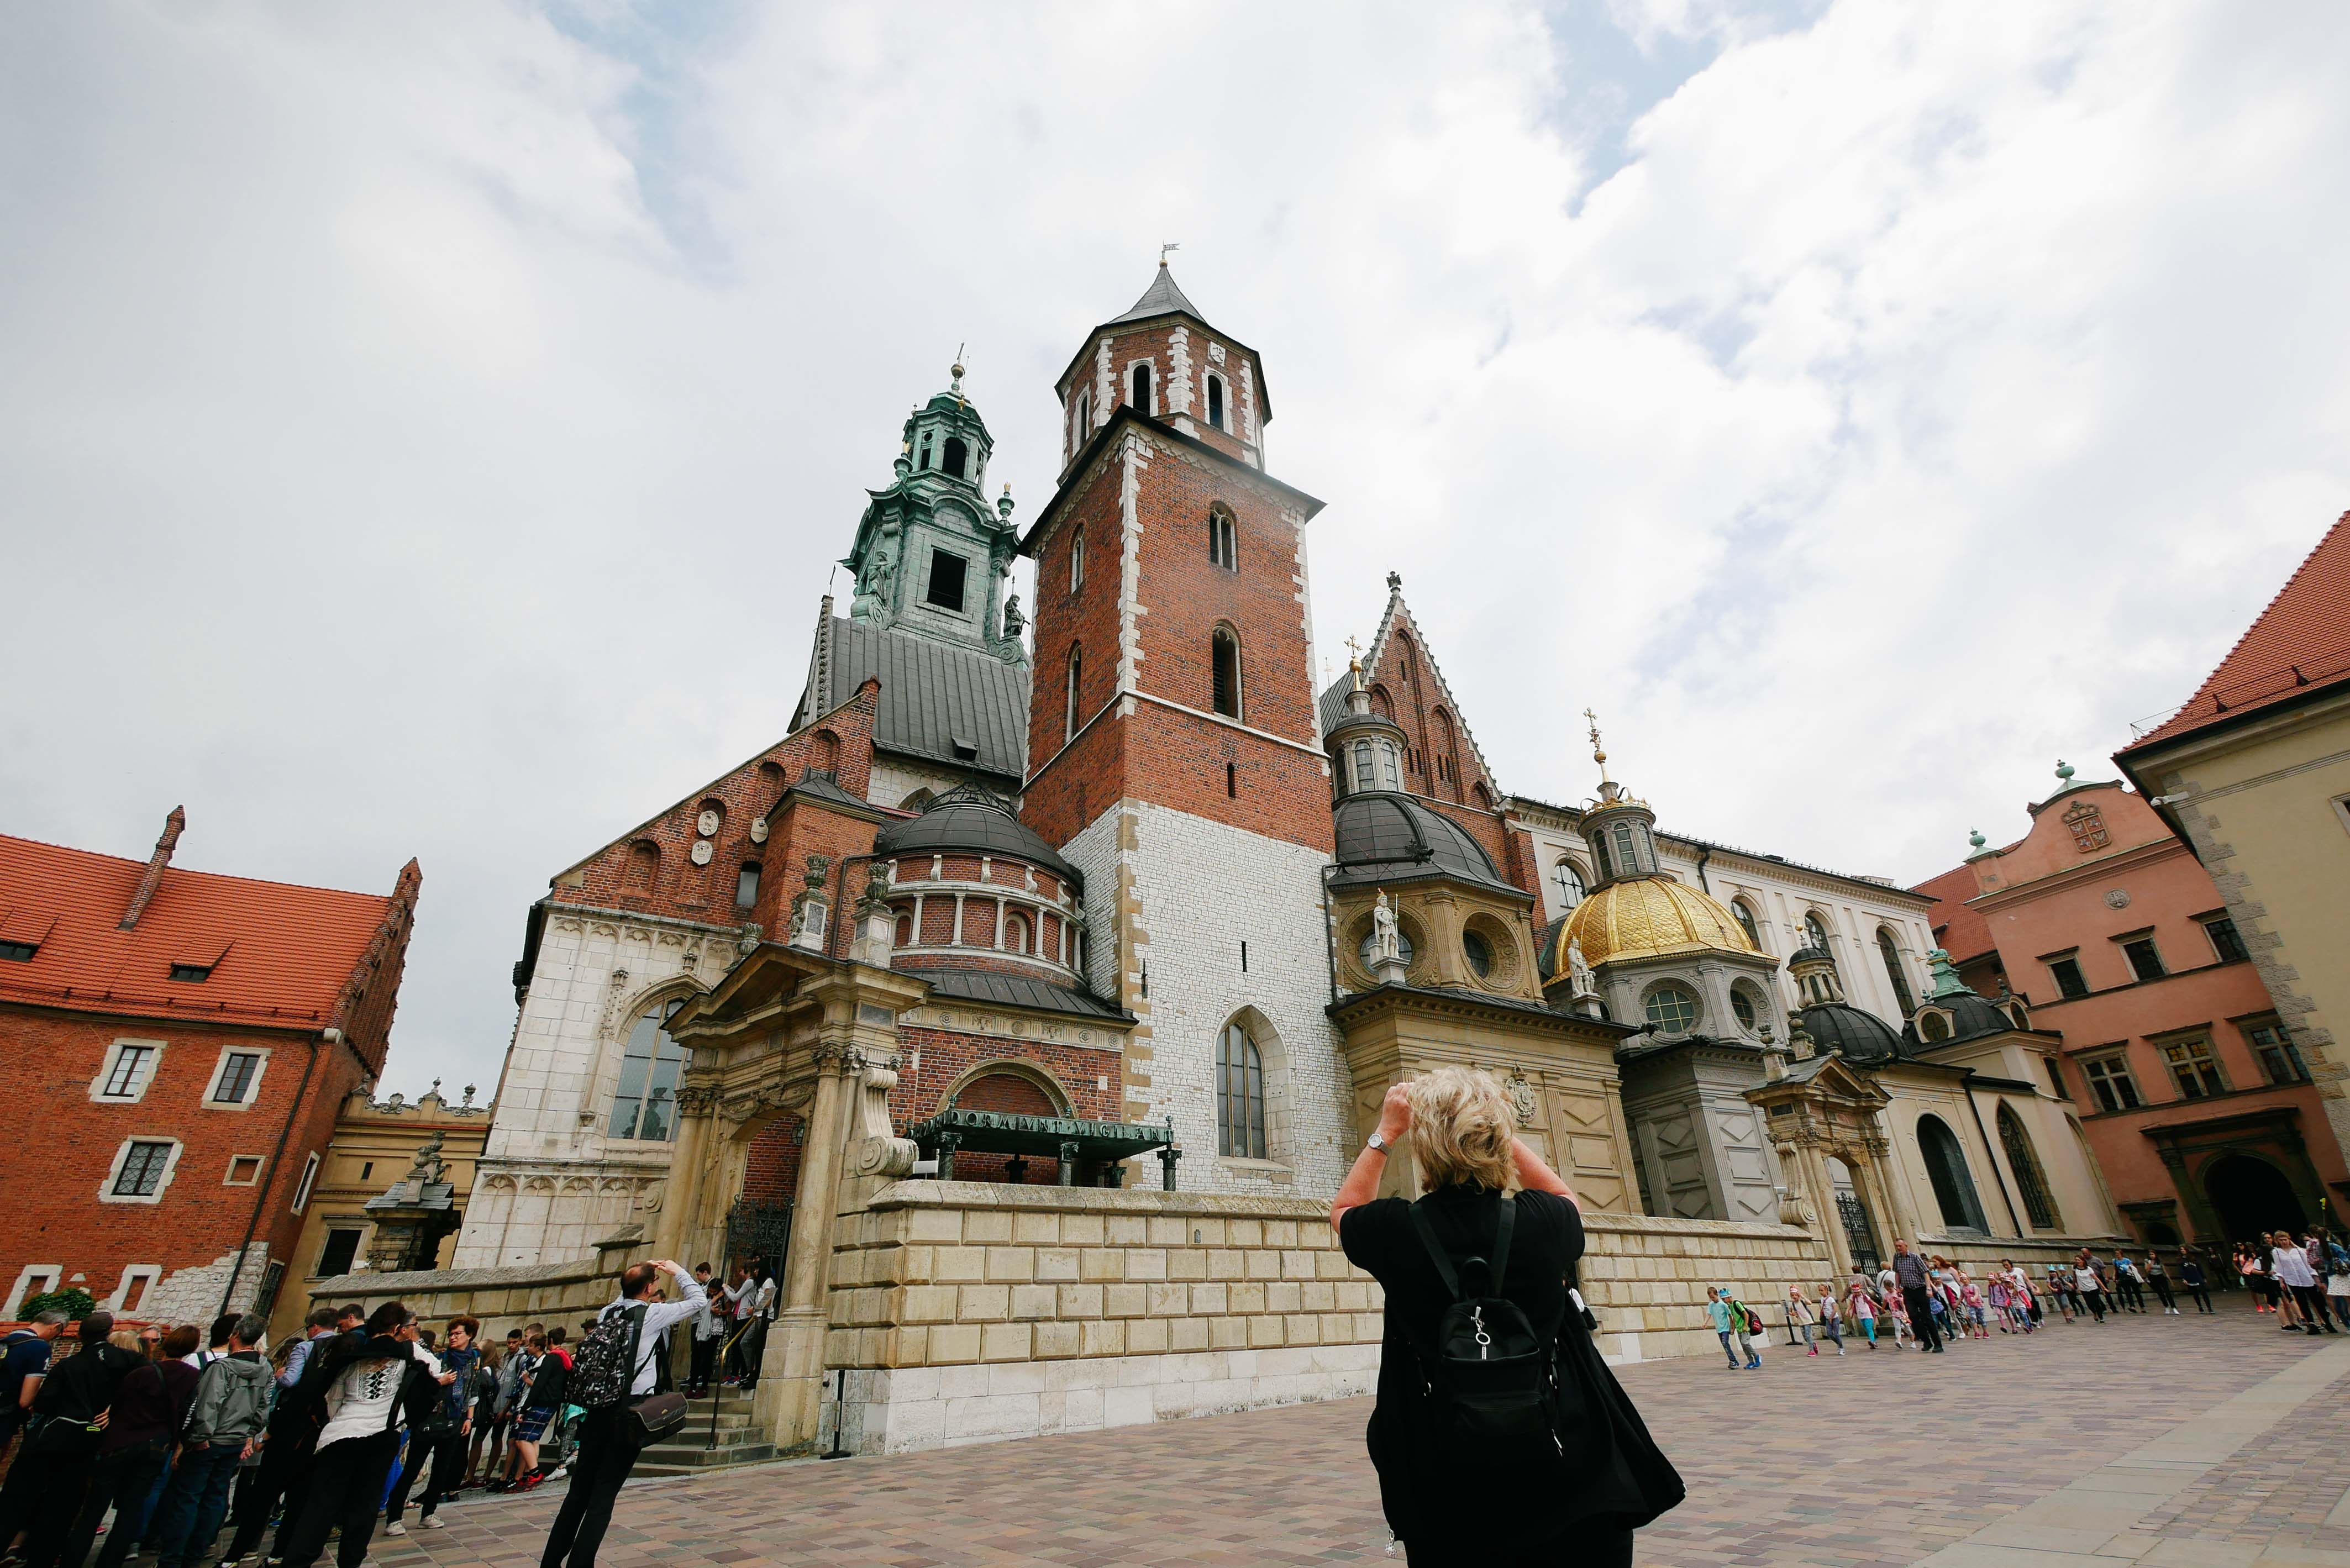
top-left (1407, 1195), bottom-right (1584, 1498)
top-left (568, 1307), bottom-right (641, 1411)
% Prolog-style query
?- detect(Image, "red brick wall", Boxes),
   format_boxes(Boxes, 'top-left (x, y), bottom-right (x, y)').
top-left (740, 1113), bottom-right (805, 1208)
top-left (0, 1008), bottom-right (370, 1317)
top-left (1056, 320), bottom-right (1265, 467)
top-left (891, 1024), bottom-right (1125, 1186)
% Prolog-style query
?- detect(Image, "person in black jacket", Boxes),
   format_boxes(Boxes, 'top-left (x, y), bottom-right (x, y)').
top-left (1332, 1070), bottom-right (1681, 1566)
top-left (0, 1313), bottom-right (142, 1568)
top-left (278, 1304), bottom-right (439, 1568)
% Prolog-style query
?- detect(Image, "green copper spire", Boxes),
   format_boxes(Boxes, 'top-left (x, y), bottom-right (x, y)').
top-left (1923, 946), bottom-right (1973, 1001)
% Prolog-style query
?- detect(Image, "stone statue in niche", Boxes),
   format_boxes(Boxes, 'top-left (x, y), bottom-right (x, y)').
top-left (1370, 891), bottom-right (1400, 963)
top-left (1567, 938), bottom-right (1594, 996)
top-left (1000, 592), bottom-right (1026, 641)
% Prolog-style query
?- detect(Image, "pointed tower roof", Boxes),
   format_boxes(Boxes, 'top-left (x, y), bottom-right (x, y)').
top-left (1108, 260), bottom-right (1203, 325)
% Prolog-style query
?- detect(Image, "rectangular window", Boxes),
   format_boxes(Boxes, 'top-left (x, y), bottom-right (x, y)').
top-left (2048, 956), bottom-right (2090, 999)
top-left (291, 1151), bottom-right (320, 1213)
top-left (212, 1051), bottom-right (262, 1105)
top-left (2161, 1038), bottom-right (2226, 1099)
top-left (1207, 375), bottom-right (1226, 430)
top-left (103, 1044), bottom-right (156, 1099)
top-left (169, 962), bottom-right (213, 983)
top-left (925, 549), bottom-right (968, 612)
top-left (225, 1155), bottom-right (262, 1185)
top-left (114, 1140), bottom-right (174, 1197)
top-left (317, 1228), bottom-right (361, 1278)
top-left (2043, 1055), bottom-right (2065, 1098)
top-left (2201, 915), bottom-right (2249, 964)
top-left (736, 864), bottom-right (761, 907)
top-left (0, 939), bottom-right (35, 961)
top-left (2080, 1053), bottom-right (2141, 1113)
top-left (2120, 935), bottom-right (2165, 982)
top-left (2245, 1019), bottom-right (2309, 1085)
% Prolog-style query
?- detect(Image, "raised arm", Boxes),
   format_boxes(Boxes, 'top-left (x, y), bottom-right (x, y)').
top-left (1510, 1137), bottom-right (1579, 1211)
top-left (1329, 1082), bottom-right (1411, 1234)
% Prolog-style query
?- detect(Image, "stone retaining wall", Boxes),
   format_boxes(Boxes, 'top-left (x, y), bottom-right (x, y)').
top-left (303, 1250), bottom-right (624, 1344)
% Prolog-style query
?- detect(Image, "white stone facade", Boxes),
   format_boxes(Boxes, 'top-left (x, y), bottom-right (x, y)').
top-left (451, 908), bottom-right (735, 1269)
top-left (1060, 798), bottom-right (1353, 1197)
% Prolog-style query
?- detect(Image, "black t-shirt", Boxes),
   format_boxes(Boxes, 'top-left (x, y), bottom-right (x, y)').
top-left (1340, 1184), bottom-right (1582, 1417)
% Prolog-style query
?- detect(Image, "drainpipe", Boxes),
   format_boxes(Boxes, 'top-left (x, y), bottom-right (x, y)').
top-left (218, 1027), bottom-right (330, 1317)
top-left (1693, 845), bottom-right (1713, 895)
top-left (1960, 1072), bottom-right (2025, 1239)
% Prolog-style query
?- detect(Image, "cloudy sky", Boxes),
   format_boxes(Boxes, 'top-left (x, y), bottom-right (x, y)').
top-left (6, 2), bottom-right (2347, 1098)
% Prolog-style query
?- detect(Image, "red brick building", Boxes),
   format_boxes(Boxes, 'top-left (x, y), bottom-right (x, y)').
top-left (0, 808), bottom-right (419, 1323)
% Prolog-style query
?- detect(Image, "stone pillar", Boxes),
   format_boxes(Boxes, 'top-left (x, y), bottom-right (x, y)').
top-left (1421, 889), bottom-right (1466, 988)
top-left (756, 1048), bottom-right (855, 1454)
top-left (1801, 1144), bottom-right (1852, 1279)
top-left (1854, 1151), bottom-right (1909, 1261)
top-left (653, 1089), bottom-right (718, 1264)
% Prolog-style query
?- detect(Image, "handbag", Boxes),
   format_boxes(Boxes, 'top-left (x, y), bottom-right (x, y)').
top-left (612, 1304), bottom-right (689, 1442)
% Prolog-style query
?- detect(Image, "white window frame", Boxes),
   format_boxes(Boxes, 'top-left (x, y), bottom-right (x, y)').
top-left (1127, 357), bottom-right (1157, 415)
top-left (291, 1150), bottom-right (322, 1214)
top-left (108, 1264), bottom-right (164, 1313)
top-left (100, 1136), bottom-right (184, 1205)
top-left (1069, 527), bottom-right (1085, 592)
top-left (91, 1038), bottom-right (167, 1104)
top-left (3, 1265), bottom-right (62, 1319)
top-left (223, 1152), bottom-right (266, 1186)
top-left (1205, 369), bottom-right (1227, 430)
top-left (202, 1044), bottom-right (271, 1110)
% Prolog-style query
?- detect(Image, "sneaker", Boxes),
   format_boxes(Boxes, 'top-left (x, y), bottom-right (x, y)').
top-left (420, 1518), bottom-right (445, 1532)
top-left (383, 1523), bottom-right (407, 1538)
top-left (517, 1474), bottom-right (544, 1492)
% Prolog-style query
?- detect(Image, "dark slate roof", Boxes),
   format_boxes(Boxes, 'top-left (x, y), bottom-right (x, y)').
top-left (902, 964), bottom-right (1129, 1022)
top-left (1331, 792), bottom-right (1520, 896)
top-left (774, 770), bottom-right (876, 817)
top-left (874, 784), bottom-right (1082, 889)
top-left (1799, 1002), bottom-right (1907, 1065)
top-left (810, 618), bottom-right (1029, 784)
top-left (1317, 673), bottom-right (1355, 738)
top-left (1110, 262), bottom-right (1203, 325)
top-left (1902, 991), bottom-right (2018, 1050)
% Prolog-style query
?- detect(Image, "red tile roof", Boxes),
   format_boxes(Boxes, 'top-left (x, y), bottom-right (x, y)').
top-left (0, 832), bottom-right (398, 1029)
top-left (2125, 510), bottom-right (2350, 750)
top-left (1910, 861), bottom-right (1995, 965)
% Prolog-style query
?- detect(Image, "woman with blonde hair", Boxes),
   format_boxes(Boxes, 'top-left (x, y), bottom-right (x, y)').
top-left (1331, 1067), bottom-right (1680, 1565)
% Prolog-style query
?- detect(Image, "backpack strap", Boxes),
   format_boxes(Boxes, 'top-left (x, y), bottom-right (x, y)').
top-left (1407, 1201), bottom-right (1463, 1302)
top-left (1490, 1193), bottom-right (1517, 1287)
top-left (622, 1302), bottom-right (648, 1397)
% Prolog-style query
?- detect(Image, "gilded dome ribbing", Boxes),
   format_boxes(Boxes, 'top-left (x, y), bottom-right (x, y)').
top-left (1553, 876), bottom-right (1758, 969)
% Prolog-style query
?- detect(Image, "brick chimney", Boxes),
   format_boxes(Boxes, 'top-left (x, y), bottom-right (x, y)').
top-left (120, 806), bottom-right (186, 930)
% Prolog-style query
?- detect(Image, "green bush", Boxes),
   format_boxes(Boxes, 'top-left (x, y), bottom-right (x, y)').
top-left (21, 1288), bottom-right (97, 1322)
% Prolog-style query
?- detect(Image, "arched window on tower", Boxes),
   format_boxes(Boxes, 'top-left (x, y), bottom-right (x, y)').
top-left (1878, 927), bottom-right (1916, 1014)
top-left (1065, 645), bottom-right (1083, 743)
top-left (1073, 390), bottom-right (1091, 451)
top-left (1352, 740), bottom-right (1375, 794)
top-left (1069, 528), bottom-right (1084, 592)
top-left (1553, 859), bottom-right (1585, 910)
top-left (1611, 822), bottom-right (1640, 876)
top-left (1208, 504), bottom-right (1237, 570)
top-left (917, 432), bottom-right (935, 471)
top-left (1130, 361), bottom-right (1153, 412)
top-left (1591, 834), bottom-right (1614, 883)
top-left (942, 436), bottom-right (969, 479)
top-left (611, 999), bottom-right (690, 1141)
top-left (1211, 627), bottom-right (1243, 719)
top-left (1805, 911), bottom-right (1833, 957)
top-left (1380, 741), bottom-right (1400, 790)
top-left (1217, 1021), bottom-right (1266, 1159)
top-left (1206, 372), bottom-right (1226, 430)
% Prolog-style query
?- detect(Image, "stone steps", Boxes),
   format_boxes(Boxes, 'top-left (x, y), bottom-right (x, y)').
top-left (633, 1391), bottom-right (776, 1476)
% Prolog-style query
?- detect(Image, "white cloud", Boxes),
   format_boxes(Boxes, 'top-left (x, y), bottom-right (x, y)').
top-left (3, 1), bottom-right (2346, 1093)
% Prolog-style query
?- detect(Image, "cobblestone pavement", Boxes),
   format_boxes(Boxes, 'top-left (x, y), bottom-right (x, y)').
top-left (373, 1298), bottom-right (2350, 1568)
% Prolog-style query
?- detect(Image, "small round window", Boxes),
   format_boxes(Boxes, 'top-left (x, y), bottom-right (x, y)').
top-left (1358, 927), bottom-right (1416, 970)
top-left (1644, 985), bottom-right (1699, 1033)
top-left (1920, 1012), bottom-right (1951, 1042)
top-left (1463, 930), bottom-right (1494, 978)
top-left (1729, 988), bottom-right (1757, 1030)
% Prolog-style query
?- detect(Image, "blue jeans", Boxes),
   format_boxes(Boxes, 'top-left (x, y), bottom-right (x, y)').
top-left (151, 1442), bottom-right (243, 1568)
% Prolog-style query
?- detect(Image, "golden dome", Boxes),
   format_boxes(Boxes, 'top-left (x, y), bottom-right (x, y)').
top-left (1556, 876), bottom-right (1759, 969)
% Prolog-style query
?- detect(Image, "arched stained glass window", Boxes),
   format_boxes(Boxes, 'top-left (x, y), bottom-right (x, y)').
top-left (611, 999), bottom-right (689, 1141)
top-left (1553, 859), bottom-right (1585, 909)
top-left (1217, 1023), bottom-right (1266, 1159)
top-left (1917, 1114), bottom-right (1988, 1233)
top-left (1878, 928), bottom-right (1916, 1014)
top-left (1997, 1103), bottom-right (2062, 1231)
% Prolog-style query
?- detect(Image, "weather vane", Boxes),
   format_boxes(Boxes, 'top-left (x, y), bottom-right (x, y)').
top-left (1160, 241), bottom-right (1180, 266)
top-left (951, 341), bottom-right (968, 410)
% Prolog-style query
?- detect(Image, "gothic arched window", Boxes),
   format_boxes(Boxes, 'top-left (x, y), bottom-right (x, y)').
top-left (611, 999), bottom-right (689, 1141)
top-left (1878, 927), bottom-right (1916, 1014)
top-left (1732, 899), bottom-right (1763, 949)
top-left (1916, 1114), bottom-right (1988, 1232)
top-left (1208, 505), bottom-right (1237, 570)
top-left (1997, 1103), bottom-right (2062, 1231)
top-left (1206, 372), bottom-right (1226, 430)
top-left (1217, 1022), bottom-right (1266, 1159)
top-left (1069, 527), bottom-right (1085, 592)
top-left (1553, 859), bottom-right (1585, 910)
top-left (1211, 627), bottom-right (1243, 719)
top-left (1130, 361), bottom-right (1153, 412)
top-left (1064, 645), bottom-right (1082, 743)
top-left (1073, 390), bottom-right (1091, 450)
top-left (942, 436), bottom-right (969, 479)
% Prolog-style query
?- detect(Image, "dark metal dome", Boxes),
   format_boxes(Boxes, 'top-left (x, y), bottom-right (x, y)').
top-left (1798, 1001), bottom-right (1907, 1065)
top-left (1902, 990), bottom-right (2017, 1049)
top-left (1331, 792), bottom-right (1516, 895)
top-left (873, 785), bottom-right (1082, 890)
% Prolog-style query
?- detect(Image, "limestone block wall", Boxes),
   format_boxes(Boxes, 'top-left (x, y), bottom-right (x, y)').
top-left (1574, 1212), bottom-right (1832, 1361)
top-left (305, 1254), bottom-right (623, 1346)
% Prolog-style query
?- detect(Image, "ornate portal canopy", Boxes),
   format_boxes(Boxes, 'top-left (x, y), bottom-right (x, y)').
top-left (908, 1107), bottom-right (1180, 1190)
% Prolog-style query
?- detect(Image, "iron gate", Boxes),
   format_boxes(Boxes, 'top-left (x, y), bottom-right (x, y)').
top-left (1836, 1191), bottom-right (1880, 1275)
top-left (722, 1198), bottom-right (794, 1272)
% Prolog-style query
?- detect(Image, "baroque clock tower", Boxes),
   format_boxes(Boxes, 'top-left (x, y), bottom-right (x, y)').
top-left (1018, 262), bottom-right (1353, 1195)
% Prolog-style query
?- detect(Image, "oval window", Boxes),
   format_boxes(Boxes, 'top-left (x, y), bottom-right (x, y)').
top-left (1644, 985), bottom-right (1699, 1033)
top-left (1463, 930), bottom-right (1494, 978)
top-left (1729, 988), bottom-right (1757, 1030)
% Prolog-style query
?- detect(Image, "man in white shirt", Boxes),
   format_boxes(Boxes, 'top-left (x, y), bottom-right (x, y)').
top-left (539, 1259), bottom-right (706, 1568)
top-left (738, 1263), bottom-right (778, 1392)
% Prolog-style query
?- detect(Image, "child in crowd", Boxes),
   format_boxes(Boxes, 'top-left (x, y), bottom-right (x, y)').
top-left (1814, 1284), bottom-right (1846, 1357)
top-left (1786, 1286), bottom-right (1817, 1355)
top-left (1845, 1280), bottom-right (1878, 1349)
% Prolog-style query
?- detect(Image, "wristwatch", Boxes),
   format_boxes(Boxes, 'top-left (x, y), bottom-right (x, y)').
top-left (1366, 1131), bottom-right (1390, 1154)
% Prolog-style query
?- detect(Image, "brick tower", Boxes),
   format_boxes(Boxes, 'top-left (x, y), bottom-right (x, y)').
top-left (1018, 261), bottom-right (1352, 1195)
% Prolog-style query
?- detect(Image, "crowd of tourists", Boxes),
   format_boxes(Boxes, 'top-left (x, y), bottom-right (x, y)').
top-left (0, 1251), bottom-right (755, 1568)
top-left (1701, 1229), bottom-right (2349, 1366)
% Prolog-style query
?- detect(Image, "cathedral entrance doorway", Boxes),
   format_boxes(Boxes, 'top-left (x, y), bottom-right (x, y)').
top-left (1827, 1156), bottom-right (1880, 1274)
top-left (724, 1197), bottom-right (795, 1274)
top-left (2205, 1154), bottom-right (2305, 1244)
